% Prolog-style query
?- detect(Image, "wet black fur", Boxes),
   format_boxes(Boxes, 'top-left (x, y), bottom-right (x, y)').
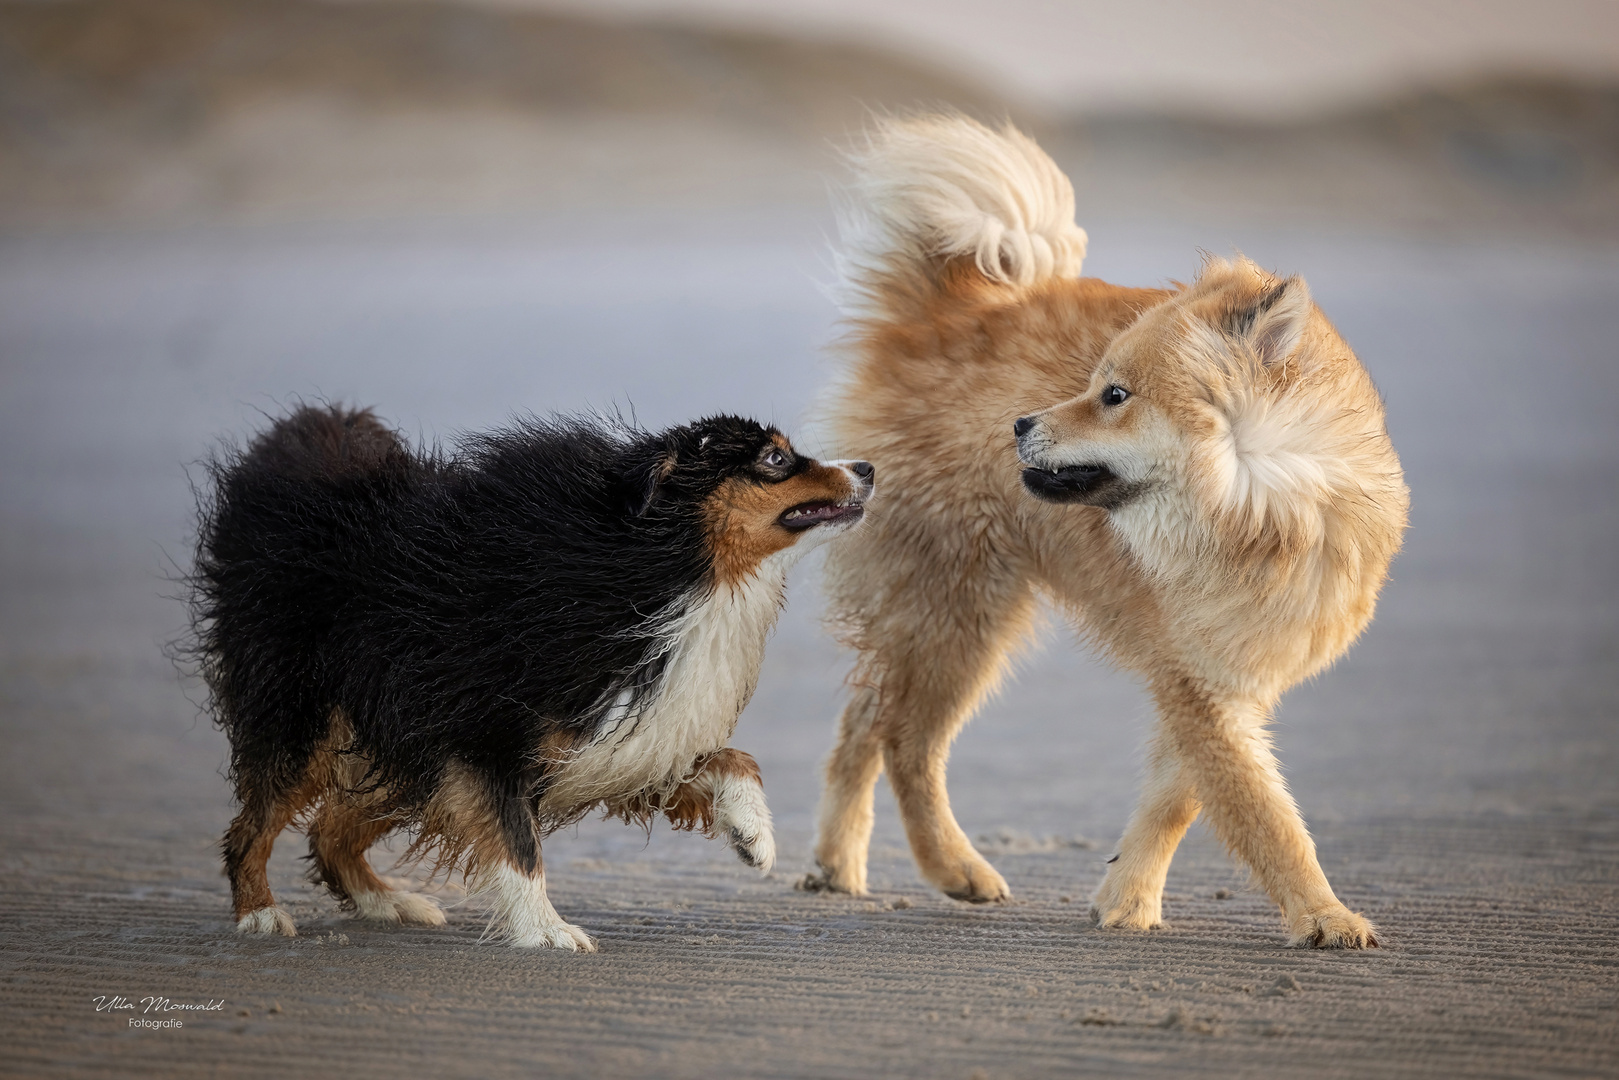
top-left (189, 404), bottom-right (791, 875)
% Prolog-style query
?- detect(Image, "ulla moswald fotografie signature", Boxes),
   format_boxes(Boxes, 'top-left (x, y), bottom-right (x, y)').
top-left (93, 995), bottom-right (226, 1030)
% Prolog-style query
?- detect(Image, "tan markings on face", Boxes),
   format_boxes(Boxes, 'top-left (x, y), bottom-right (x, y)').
top-left (1032, 311), bottom-right (1185, 451)
top-left (1037, 392), bottom-right (1101, 444)
top-left (703, 462), bottom-right (855, 587)
top-left (1038, 378), bottom-right (1148, 448)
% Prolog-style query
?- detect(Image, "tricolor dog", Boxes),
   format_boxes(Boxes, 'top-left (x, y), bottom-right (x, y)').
top-left (189, 405), bottom-right (871, 950)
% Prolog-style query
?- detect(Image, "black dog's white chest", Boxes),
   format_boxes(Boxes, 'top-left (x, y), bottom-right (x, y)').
top-left (536, 556), bottom-right (789, 811)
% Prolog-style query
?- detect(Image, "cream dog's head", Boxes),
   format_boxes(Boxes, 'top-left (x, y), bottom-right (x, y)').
top-left (1014, 257), bottom-right (1399, 562)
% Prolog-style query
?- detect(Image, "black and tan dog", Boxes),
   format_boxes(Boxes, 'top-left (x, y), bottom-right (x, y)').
top-left (189, 404), bottom-right (871, 950)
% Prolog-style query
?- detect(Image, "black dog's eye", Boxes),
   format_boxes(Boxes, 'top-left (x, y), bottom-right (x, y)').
top-left (1101, 385), bottom-right (1130, 407)
top-left (761, 447), bottom-right (790, 471)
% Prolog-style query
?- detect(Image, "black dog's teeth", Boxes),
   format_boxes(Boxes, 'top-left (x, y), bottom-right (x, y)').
top-left (782, 500), bottom-right (860, 527)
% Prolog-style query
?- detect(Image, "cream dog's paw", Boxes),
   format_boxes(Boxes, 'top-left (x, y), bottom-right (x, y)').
top-left (236, 906), bottom-right (297, 937)
top-left (929, 852), bottom-right (1010, 904)
top-left (797, 862), bottom-right (867, 896)
top-left (1090, 873), bottom-right (1163, 930)
top-left (1290, 905), bottom-right (1379, 949)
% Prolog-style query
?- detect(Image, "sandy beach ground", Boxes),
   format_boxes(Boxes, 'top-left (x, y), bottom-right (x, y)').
top-left (1, 3), bottom-right (1617, 1076)
top-left (1, 209), bottom-right (1615, 1077)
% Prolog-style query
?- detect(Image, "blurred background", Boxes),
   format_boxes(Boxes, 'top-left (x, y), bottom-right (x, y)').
top-left (2, 2), bottom-right (1617, 1075)
top-left (4, 0), bottom-right (1616, 643)
top-left (3, 0), bottom-right (1619, 233)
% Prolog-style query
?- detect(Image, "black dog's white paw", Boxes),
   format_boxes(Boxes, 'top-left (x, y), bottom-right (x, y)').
top-left (714, 777), bottom-right (775, 875)
top-left (236, 906), bottom-right (297, 937)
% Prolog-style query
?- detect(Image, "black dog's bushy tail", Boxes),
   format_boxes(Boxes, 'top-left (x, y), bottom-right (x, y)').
top-left (240, 404), bottom-right (410, 485)
top-left (189, 404), bottom-right (415, 803)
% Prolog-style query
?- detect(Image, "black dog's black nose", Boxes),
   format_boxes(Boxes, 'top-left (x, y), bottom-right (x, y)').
top-left (1013, 416), bottom-right (1036, 438)
top-left (849, 460), bottom-right (875, 482)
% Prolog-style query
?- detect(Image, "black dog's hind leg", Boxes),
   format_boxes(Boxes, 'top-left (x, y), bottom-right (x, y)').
top-left (307, 799), bottom-right (446, 927)
top-left (224, 774), bottom-right (314, 936)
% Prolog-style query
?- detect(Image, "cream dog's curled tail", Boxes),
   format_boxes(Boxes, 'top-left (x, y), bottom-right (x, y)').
top-left (835, 114), bottom-right (1088, 317)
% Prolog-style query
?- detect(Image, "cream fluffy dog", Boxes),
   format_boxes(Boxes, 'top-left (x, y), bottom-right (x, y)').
top-left (805, 115), bottom-right (1408, 948)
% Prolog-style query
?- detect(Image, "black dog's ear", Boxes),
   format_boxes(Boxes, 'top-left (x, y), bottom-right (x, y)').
top-left (623, 442), bottom-right (678, 517)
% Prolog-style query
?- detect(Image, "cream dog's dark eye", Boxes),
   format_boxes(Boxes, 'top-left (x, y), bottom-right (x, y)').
top-left (1101, 385), bottom-right (1130, 406)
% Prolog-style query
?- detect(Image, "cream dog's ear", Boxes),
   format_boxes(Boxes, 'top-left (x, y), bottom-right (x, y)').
top-left (1225, 275), bottom-right (1312, 367)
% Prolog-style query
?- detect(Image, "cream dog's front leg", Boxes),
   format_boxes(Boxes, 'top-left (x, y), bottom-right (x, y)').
top-left (1150, 679), bottom-right (1377, 948)
top-left (1091, 734), bottom-right (1201, 930)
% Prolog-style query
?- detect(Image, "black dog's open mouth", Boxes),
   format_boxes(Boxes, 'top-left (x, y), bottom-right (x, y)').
top-left (1021, 464), bottom-right (1118, 504)
top-left (780, 500), bottom-right (865, 530)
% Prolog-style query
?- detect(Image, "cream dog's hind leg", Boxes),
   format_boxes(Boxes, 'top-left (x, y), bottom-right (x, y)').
top-left (810, 685), bottom-right (884, 895)
top-left (813, 557), bottom-right (1035, 903)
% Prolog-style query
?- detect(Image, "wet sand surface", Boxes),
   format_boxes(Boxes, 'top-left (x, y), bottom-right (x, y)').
top-left (2, 215), bottom-right (1616, 1077)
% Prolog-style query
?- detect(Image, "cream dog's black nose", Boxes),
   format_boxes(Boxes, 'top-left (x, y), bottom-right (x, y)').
top-left (1013, 416), bottom-right (1036, 438)
top-left (850, 460), bottom-right (875, 483)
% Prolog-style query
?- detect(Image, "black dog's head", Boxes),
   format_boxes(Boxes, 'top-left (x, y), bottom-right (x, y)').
top-left (625, 416), bottom-right (874, 585)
